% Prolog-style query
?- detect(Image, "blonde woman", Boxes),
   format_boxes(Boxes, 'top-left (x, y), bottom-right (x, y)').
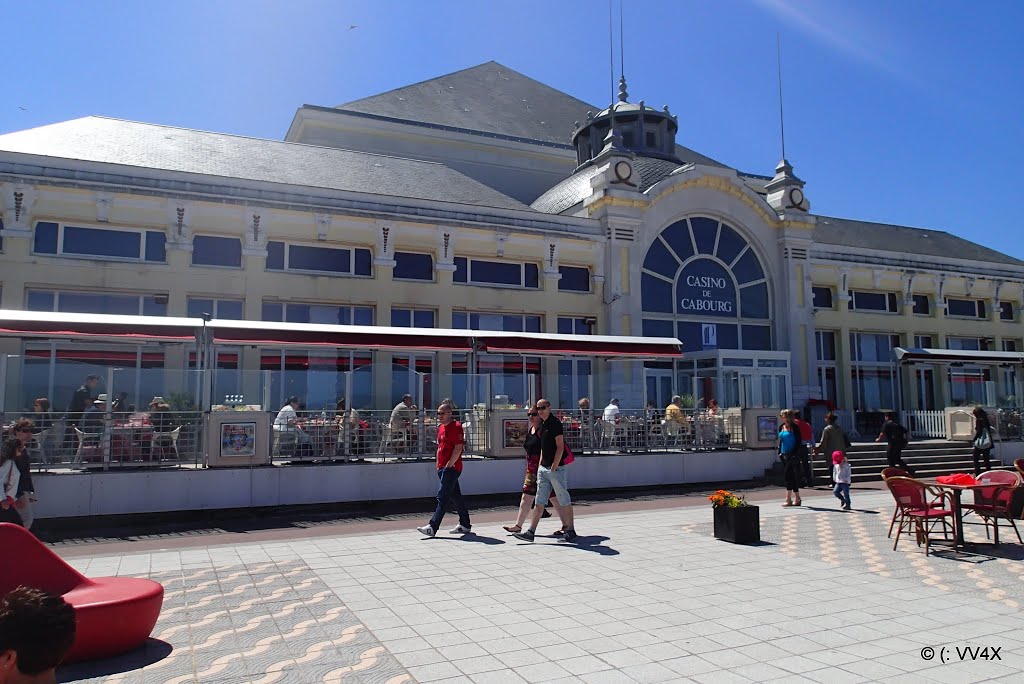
top-left (503, 407), bottom-right (560, 533)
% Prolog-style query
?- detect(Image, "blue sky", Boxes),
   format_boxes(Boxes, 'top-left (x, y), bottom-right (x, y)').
top-left (3, 0), bottom-right (1022, 258)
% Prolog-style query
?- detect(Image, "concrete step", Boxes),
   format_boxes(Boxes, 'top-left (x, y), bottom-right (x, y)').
top-left (816, 459), bottom-right (1010, 483)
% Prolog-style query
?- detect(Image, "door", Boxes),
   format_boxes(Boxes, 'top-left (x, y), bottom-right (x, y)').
top-left (644, 368), bottom-right (674, 412)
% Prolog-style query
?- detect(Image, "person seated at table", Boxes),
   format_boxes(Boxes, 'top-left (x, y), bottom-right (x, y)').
top-left (706, 398), bottom-right (721, 417)
top-left (602, 398), bottom-right (621, 423)
top-left (148, 399), bottom-right (179, 455)
top-left (111, 391), bottom-right (133, 416)
top-left (665, 395), bottom-right (687, 425)
top-left (274, 397), bottom-right (312, 453)
top-left (390, 394), bottom-right (415, 430)
top-left (80, 395), bottom-right (107, 435)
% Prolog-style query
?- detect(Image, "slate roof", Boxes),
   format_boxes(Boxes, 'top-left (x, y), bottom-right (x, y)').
top-left (531, 156), bottom-right (685, 214)
top-left (813, 216), bottom-right (1024, 267)
top-left (336, 61), bottom-right (727, 167)
top-left (0, 116), bottom-right (530, 211)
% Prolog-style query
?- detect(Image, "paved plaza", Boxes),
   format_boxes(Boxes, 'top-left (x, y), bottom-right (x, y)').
top-left (55, 488), bottom-right (1024, 684)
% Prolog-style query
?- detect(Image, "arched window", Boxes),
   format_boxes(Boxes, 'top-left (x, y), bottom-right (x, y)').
top-left (641, 217), bottom-right (771, 352)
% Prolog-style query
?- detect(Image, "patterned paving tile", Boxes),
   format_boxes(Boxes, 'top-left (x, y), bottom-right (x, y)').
top-left (56, 560), bottom-right (412, 684)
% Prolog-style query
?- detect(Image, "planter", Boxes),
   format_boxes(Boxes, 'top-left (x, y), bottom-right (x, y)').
top-left (713, 505), bottom-right (760, 544)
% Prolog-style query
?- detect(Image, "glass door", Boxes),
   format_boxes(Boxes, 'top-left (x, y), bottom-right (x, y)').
top-left (644, 368), bottom-right (674, 411)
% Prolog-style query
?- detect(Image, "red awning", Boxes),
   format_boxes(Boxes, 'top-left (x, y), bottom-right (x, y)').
top-left (209, 320), bottom-right (473, 352)
top-left (476, 332), bottom-right (682, 359)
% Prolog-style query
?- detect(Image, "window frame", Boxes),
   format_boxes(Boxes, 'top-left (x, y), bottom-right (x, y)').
top-left (265, 240), bottom-right (372, 277)
top-left (912, 294), bottom-right (931, 316)
top-left (811, 286), bottom-right (834, 310)
top-left (392, 251), bottom-right (435, 282)
top-left (191, 234), bottom-right (243, 269)
top-left (26, 288), bottom-right (168, 316)
top-left (557, 265), bottom-right (592, 293)
top-left (391, 307), bottom-right (437, 328)
top-left (261, 300), bottom-right (374, 326)
top-left (944, 297), bottom-right (986, 320)
top-left (32, 220), bottom-right (166, 264)
top-left (453, 256), bottom-right (540, 290)
top-left (848, 290), bottom-right (899, 314)
top-left (187, 297), bottom-right (245, 320)
top-left (999, 301), bottom-right (1014, 321)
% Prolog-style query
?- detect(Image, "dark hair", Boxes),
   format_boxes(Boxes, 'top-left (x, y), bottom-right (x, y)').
top-left (11, 418), bottom-right (34, 434)
top-left (0, 586), bottom-right (77, 675)
top-left (33, 398), bottom-right (50, 412)
top-left (883, 412), bottom-right (894, 420)
top-left (973, 406), bottom-right (990, 426)
top-left (284, 396), bottom-right (300, 408)
top-left (825, 412), bottom-right (837, 424)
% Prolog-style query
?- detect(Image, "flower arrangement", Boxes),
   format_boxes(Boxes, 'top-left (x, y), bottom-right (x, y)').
top-left (708, 489), bottom-right (748, 508)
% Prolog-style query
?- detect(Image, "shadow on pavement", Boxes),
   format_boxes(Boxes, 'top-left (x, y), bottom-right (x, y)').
top-left (57, 639), bottom-right (172, 682)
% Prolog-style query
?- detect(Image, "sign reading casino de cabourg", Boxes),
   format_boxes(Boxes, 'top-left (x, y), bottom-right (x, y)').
top-left (677, 259), bottom-right (736, 315)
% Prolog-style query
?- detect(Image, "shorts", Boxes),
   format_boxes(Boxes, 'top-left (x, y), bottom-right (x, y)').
top-left (534, 465), bottom-right (571, 507)
top-left (522, 453), bottom-right (541, 496)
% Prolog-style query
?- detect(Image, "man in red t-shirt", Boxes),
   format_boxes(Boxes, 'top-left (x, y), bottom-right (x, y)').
top-left (417, 403), bottom-right (472, 537)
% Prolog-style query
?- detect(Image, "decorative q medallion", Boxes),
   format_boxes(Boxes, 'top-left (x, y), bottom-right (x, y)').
top-left (612, 161), bottom-right (637, 187)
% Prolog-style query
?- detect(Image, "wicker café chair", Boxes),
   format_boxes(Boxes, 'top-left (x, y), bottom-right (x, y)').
top-left (886, 477), bottom-right (954, 556)
top-left (881, 467), bottom-right (949, 538)
top-left (960, 470), bottom-right (1023, 545)
top-left (1014, 458), bottom-right (1024, 478)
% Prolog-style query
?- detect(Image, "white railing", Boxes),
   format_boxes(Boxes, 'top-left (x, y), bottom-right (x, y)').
top-left (901, 410), bottom-right (945, 438)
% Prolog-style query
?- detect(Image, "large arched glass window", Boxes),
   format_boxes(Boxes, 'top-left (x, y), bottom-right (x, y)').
top-left (641, 217), bottom-right (771, 352)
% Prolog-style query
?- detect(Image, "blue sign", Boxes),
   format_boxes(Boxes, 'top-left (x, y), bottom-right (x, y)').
top-left (676, 259), bottom-right (736, 318)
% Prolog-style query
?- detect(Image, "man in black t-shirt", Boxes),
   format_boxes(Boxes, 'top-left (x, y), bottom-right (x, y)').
top-left (513, 399), bottom-right (577, 542)
top-left (876, 412), bottom-right (914, 475)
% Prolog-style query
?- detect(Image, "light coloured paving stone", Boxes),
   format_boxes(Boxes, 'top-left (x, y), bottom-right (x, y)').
top-left (453, 654), bottom-right (509, 676)
top-left (661, 655), bottom-right (719, 677)
top-left (469, 669), bottom-right (529, 684)
top-left (394, 647), bottom-right (448, 667)
top-left (409, 661), bottom-right (466, 682)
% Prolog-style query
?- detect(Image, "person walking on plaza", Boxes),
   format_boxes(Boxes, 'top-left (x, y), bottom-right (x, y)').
top-left (0, 586), bottom-right (78, 683)
top-left (503, 407), bottom-right (561, 534)
top-left (513, 399), bottom-right (577, 542)
top-left (876, 412), bottom-right (914, 475)
top-left (3, 420), bottom-right (38, 530)
top-left (417, 403), bottom-right (471, 537)
top-left (815, 412), bottom-right (850, 487)
top-left (971, 406), bottom-right (995, 476)
top-left (832, 450), bottom-right (852, 510)
top-left (779, 411), bottom-right (802, 507)
top-left (791, 410), bottom-right (814, 487)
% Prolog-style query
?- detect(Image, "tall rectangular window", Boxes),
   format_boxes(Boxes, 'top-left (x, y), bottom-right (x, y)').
top-left (849, 332), bottom-right (899, 410)
top-left (265, 241), bottom-right (371, 276)
top-left (815, 331), bottom-right (836, 361)
top-left (393, 252), bottom-right (434, 281)
top-left (558, 266), bottom-right (591, 292)
top-left (32, 221), bottom-right (165, 263)
top-left (999, 301), bottom-right (1014, 321)
top-left (912, 294), bottom-right (930, 315)
top-left (812, 287), bottom-right (833, 309)
top-left (192, 235), bottom-right (242, 267)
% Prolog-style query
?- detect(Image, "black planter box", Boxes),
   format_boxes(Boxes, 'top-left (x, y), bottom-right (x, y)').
top-left (713, 505), bottom-right (760, 544)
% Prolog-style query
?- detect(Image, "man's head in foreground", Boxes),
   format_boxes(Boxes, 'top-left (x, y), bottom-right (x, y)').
top-left (0, 586), bottom-right (77, 683)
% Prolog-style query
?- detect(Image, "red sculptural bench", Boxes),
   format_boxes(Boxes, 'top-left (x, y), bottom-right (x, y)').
top-left (0, 522), bottom-right (164, 663)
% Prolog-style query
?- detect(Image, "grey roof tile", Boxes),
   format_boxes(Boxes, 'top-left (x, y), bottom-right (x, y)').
top-left (0, 116), bottom-right (530, 211)
top-left (531, 156), bottom-right (684, 214)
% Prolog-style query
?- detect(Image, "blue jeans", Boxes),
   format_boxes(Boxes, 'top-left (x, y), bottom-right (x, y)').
top-left (429, 468), bottom-right (471, 532)
top-left (834, 483), bottom-right (851, 507)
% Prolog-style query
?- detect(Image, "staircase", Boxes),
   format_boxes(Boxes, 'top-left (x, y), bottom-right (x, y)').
top-left (812, 441), bottom-right (1010, 484)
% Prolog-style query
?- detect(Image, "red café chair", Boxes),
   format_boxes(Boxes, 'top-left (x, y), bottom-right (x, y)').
top-left (1014, 458), bottom-right (1024, 478)
top-left (0, 523), bottom-right (163, 663)
top-left (885, 477), bottom-right (954, 556)
top-left (881, 468), bottom-right (948, 538)
top-left (960, 471), bottom-right (1023, 545)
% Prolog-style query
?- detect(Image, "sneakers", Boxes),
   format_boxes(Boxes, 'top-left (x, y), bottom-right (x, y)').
top-left (449, 525), bottom-right (472, 534)
top-left (842, 504), bottom-right (851, 511)
top-left (512, 529), bottom-right (535, 542)
top-left (553, 528), bottom-right (565, 537)
top-left (416, 525), bottom-right (436, 538)
top-left (561, 529), bottom-right (578, 542)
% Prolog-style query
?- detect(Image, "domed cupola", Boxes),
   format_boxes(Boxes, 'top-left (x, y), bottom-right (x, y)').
top-left (570, 76), bottom-right (681, 169)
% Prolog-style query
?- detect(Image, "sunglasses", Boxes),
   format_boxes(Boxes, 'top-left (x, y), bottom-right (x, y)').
top-left (537, 405), bottom-right (550, 411)
top-left (527, 412), bottom-right (538, 417)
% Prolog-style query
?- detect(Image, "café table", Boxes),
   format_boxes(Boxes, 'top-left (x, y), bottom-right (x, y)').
top-left (920, 478), bottom-right (993, 550)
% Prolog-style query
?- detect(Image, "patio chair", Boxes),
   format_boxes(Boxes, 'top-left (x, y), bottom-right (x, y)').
top-left (881, 467), bottom-right (948, 538)
top-left (378, 425), bottom-right (410, 457)
top-left (152, 426), bottom-right (181, 461)
top-left (597, 419), bottom-right (624, 451)
top-left (886, 476), bottom-right (954, 556)
top-left (272, 429), bottom-right (297, 458)
top-left (961, 470), bottom-right (1022, 545)
top-left (1014, 458), bottom-right (1024, 478)
top-left (72, 427), bottom-right (102, 465)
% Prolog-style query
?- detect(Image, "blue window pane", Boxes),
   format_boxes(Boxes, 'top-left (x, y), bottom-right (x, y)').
top-left (947, 298), bottom-right (978, 317)
top-left (217, 300), bottom-right (244, 320)
top-left (452, 312), bottom-right (468, 328)
top-left (642, 238), bottom-right (679, 278)
top-left (261, 302), bottom-right (283, 321)
top-left (660, 219), bottom-right (694, 264)
top-left (145, 231), bottom-right (166, 262)
top-left (309, 305), bottom-right (343, 325)
top-left (732, 248), bottom-right (764, 284)
top-left (352, 307), bottom-right (374, 326)
top-left (740, 283), bottom-right (770, 319)
top-left (337, 308), bottom-right (351, 325)
top-left (676, 322), bottom-right (704, 353)
top-left (558, 266), bottom-right (591, 292)
top-left (193, 235), bottom-right (242, 267)
top-left (354, 248), bottom-right (372, 276)
top-left (525, 263), bottom-right (539, 288)
top-left (286, 305), bottom-right (311, 323)
top-left (641, 273), bottom-right (674, 313)
top-left (394, 252), bottom-right (433, 280)
top-left (391, 308), bottom-right (412, 327)
top-left (26, 291), bottom-right (55, 311)
top-left (557, 318), bottom-right (573, 335)
top-left (525, 316), bottom-right (542, 333)
top-left (715, 224), bottom-right (747, 265)
top-left (187, 298), bottom-right (214, 318)
top-left (413, 310), bottom-right (434, 328)
top-left (642, 319), bottom-right (674, 338)
top-left (59, 293), bottom-right (138, 315)
top-left (454, 257), bottom-right (468, 283)
top-left (34, 222), bottom-right (58, 254)
top-left (266, 241), bottom-right (284, 270)
top-left (503, 315), bottom-right (524, 332)
top-left (716, 324), bottom-right (739, 350)
top-left (690, 217), bottom-right (719, 255)
top-left (143, 296), bottom-right (167, 316)
top-left (289, 245), bottom-right (350, 273)
top-left (742, 325), bottom-right (773, 351)
top-left (471, 260), bottom-right (524, 286)
top-left (64, 226), bottom-right (141, 258)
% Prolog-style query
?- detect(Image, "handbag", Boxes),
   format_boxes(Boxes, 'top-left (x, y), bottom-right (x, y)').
top-left (973, 428), bottom-right (993, 450)
top-left (562, 442), bottom-right (574, 465)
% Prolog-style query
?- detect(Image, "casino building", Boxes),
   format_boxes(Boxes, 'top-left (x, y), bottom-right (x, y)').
top-left (0, 61), bottom-right (1021, 426)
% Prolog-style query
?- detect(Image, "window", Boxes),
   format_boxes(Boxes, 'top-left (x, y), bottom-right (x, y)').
top-left (815, 331), bottom-right (836, 361)
top-left (32, 221), bottom-right (165, 263)
top-left (26, 289), bottom-right (167, 316)
top-left (393, 252), bottom-right (434, 281)
top-left (848, 291), bottom-right (898, 313)
top-left (557, 317), bottom-right (594, 335)
top-left (812, 287), bottom-right (833, 309)
top-left (1000, 301), bottom-right (1014, 321)
top-left (914, 335), bottom-right (933, 348)
top-left (453, 257), bottom-right (539, 289)
top-left (849, 332), bottom-right (900, 410)
top-left (912, 295), bottom-right (930, 315)
top-left (850, 332), bottom-right (900, 363)
top-left (265, 241), bottom-right (371, 276)
top-left (187, 298), bottom-right (244, 320)
top-left (947, 336), bottom-right (983, 351)
top-left (192, 235), bottom-right (242, 268)
top-left (558, 266), bottom-right (591, 292)
top-left (452, 311), bottom-right (541, 332)
top-left (391, 308), bottom-right (435, 328)
top-left (261, 349), bottom-right (372, 411)
top-left (945, 298), bottom-right (986, 319)
top-left (261, 302), bottom-right (373, 326)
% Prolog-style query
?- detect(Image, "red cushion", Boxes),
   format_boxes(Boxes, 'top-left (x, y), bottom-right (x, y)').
top-left (906, 508), bottom-right (953, 518)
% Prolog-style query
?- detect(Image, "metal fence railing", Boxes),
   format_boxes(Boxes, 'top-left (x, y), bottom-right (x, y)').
top-left (557, 409), bottom-right (744, 453)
